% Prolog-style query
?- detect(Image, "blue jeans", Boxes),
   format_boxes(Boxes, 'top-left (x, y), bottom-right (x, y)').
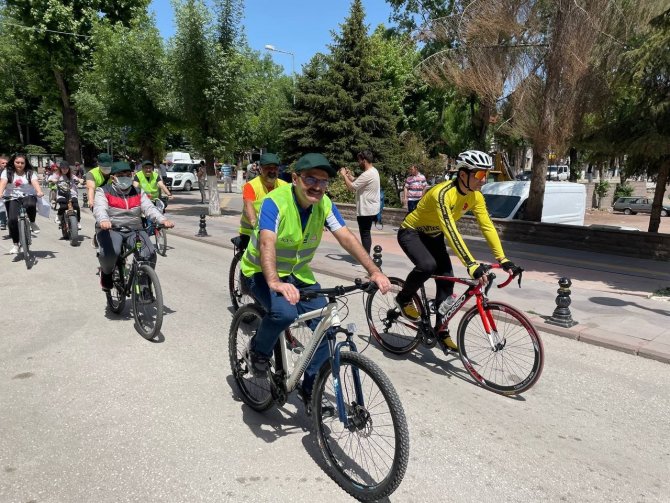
top-left (248, 272), bottom-right (331, 394)
top-left (407, 199), bottom-right (419, 213)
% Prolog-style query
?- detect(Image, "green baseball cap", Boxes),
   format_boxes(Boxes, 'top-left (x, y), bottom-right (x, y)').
top-left (110, 161), bottom-right (133, 175)
top-left (259, 153), bottom-right (280, 166)
top-left (97, 153), bottom-right (113, 168)
top-left (294, 153), bottom-right (337, 177)
top-left (141, 160), bottom-right (154, 167)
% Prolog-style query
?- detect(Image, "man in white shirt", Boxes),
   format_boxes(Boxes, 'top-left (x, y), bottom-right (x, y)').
top-left (338, 150), bottom-right (380, 256)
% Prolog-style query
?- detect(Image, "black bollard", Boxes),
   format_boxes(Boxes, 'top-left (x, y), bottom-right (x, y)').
top-left (196, 213), bottom-right (209, 237)
top-left (546, 277), bottom-right (578, 328)
top-left (372, 245), bottom-right (383, 270)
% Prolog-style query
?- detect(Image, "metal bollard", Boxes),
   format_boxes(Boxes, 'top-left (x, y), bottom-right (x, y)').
top-left (372, 245), bottom-right (383, 270)
top-left (196, 213), bottom-right (209, 237)
top-left (546, 277), bottom-right (578, 328)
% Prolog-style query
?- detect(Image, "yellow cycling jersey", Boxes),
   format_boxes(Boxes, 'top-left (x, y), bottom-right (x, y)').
top-left (401, 180), bottom-right (505, 269)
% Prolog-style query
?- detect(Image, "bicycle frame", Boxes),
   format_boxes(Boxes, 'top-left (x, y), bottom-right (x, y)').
top-left (115, 233), bottom-right (146, 297)
top-left (274, 297), bottom-right (362, 426)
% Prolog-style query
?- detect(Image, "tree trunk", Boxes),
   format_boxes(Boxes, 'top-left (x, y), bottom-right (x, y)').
top-left (53, 69), bottom-right (81, 164)
top-left (526, 148), bottom-right (548, 222)
top-left (205, 153), bottom-right (220, 216)
top-left (648, 157), bottom-right (669, 233)
top-left (569, 147), bottom-right (578, 181)
top-left (15, 109), bottom-right (24, 145)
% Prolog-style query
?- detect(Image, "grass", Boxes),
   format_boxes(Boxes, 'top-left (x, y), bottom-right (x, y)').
top-left (652, 287), bottom-right (670, 297)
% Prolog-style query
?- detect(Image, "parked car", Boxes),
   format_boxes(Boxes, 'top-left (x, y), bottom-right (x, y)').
top-left (516, 171), bottom-right (532, 181)
top-left (166, 162), bottom-right (199, 191)
top-left (613, 197), bottom-right (669, 216)
top-left (546, 165), bottom-right (570, 181)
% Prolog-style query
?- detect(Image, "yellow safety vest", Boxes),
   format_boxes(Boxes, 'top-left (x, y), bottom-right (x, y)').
top-left (238, 176), bottom-right (287, 236)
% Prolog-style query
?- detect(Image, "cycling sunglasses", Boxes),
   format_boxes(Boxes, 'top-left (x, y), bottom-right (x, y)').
top-left (472, 170), bottom-right (488, 180)
top-left (300, 174), bottom-right (329, 189)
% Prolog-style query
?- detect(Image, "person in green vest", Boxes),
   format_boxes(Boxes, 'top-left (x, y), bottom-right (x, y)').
top-left (133, 160), bottom-right (172, 204)
top-left (240, 153), bottom-right (391, 416)
top-left (85, 153), bottom-right (113, 210)
top-left (238, 152), bottom-right (287, 250)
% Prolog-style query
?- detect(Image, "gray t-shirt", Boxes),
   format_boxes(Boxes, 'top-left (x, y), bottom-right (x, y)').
top-left (352, 167), bottom-right (380, 217)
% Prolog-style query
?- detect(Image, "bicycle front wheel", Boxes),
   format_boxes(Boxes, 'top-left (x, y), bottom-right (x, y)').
top-left (365, 276), bottom-right (422, 354)
top-left (132, 264), bottom-right (164, 340)
top-left (155, 228), bottom-right (167, 257)
top-left (68, 215), bottom-right (78, 246)
top-left (228, 304), bottom-right (273, 412)
top-left (105, 265), bottom-right (126, 314)
top-left (312, 352), bottom-right (409, 501)
top-left (228, 251), bottom-right (254, 311)
top-left (19, 218), bottom-right (31, 269)
top-left (457, 301), bottom-right (544, 395)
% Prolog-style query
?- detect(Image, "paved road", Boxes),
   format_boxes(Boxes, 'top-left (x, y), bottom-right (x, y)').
top-left (0, 210), bottom-right (668, 502)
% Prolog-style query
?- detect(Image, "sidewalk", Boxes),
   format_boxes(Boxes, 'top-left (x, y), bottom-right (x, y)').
top-left (166, 185), bottom-right (670, 364)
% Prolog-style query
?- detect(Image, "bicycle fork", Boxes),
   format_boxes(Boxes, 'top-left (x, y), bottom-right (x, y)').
top-left (329, 324), bottom-right (366, 429)
top-left (475, 296), bottom-right (506, 352)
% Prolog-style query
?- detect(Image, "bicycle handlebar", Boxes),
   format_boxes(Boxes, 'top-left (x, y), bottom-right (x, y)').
top-left (298, 278), bottom-right (376, 301)
top-left (478, 263), bottom-right (524, 295)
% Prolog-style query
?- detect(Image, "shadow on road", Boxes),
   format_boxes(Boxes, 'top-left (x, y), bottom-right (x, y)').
top-left (590, 296), bottom-right (670, 317)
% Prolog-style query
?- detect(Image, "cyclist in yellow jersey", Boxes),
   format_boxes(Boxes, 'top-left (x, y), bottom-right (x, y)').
top-left (395, 150), bottom-right (521, 350)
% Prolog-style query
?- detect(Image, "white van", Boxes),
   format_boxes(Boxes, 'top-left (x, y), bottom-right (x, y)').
top-left (547, 165), bottom-right (570, 181)
top-left (481, 181), bottom-right (586, 226)
top-left (165, 151), bottom-right (192, 164)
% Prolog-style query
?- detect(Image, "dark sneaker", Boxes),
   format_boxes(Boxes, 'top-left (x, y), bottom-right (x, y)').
top-left (138, 286), bottom-right (154, 304)
top-left (297, 387), bottom-right (335, 418)
top-left (394, 296), bottom-right (420, 322)
top-left (100, 272), bottom-right (113, 291)
top-left (248, 350), bottom-right (270, 378)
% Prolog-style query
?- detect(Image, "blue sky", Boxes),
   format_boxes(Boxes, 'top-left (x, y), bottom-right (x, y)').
top-left (149, 0), bottom-right (395, 75)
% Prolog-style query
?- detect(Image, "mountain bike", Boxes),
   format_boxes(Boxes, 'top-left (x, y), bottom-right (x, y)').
top-left (228, 236), bottom-right (254, 310)
top-left (144, 198), bottom-right (168, 257)
top-left (3, 191), bottom-right (34, 269)
top-left (229, 279), bottom-right (409, 501)
top-left (102, 226), bottom-right (164, 340)
top-left (56, 181), bottom-right (79, 246)
top-left (366, 264), bottom-right (544, 396)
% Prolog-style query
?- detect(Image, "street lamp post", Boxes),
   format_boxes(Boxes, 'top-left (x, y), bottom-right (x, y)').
top-left (264, 44), bottom-right (295, 105)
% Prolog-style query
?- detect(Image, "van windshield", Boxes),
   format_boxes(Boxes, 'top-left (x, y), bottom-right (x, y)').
top-left (483, 194), bottom-right (522, 218)
top-left (167, 164), bottom-right (189, 173)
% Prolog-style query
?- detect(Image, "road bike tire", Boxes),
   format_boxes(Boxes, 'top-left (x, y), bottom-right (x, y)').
top-left (312, 351), bottom-right (410, 501)
top-left (228, 251), bottom-right (255, 311)
top-left (50, 190), bottom-right (57, 210)
top-left (60, 214), bottom-right (69, 240)
top-left (365, 276), bottom-right (423, 354)
top-left (132, 264), bottom-right (164, 340)
top-left (457, 301), bottom-right (544, 395)
top-left (155, 228), bottom-right (167, 257)
top-left (18, 218), bottom-right (31, 270)
top-left (228, 304), bottom-right (273, 412)
top-left (68, 215), bottom-right (78, 246)
top-left (105, 265), bottom-right (126, 314)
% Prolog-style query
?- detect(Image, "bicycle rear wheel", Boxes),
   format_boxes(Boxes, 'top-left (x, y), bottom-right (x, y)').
top-left (312, 351), bottom-right (409, 501)
top-left (105, 265), bottom-right (126, 314)
top-left (229, 304), bottom-right (273, 412)
top-left (228, 251), bottom-right (254, 310)
top-left (68, 215), bottom-right (78, 246)
top-left (365, 276), bottom-right (422, 354)
top-left (132, 264), bottom-right (164, 340)
top-left (18, 218), bottom-right (31, 269)
top-left (155, 228), bottom-right (167, 257)
top-left (457, 301), bottom-right (544, 395)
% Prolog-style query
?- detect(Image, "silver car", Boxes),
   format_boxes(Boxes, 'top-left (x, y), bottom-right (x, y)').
top-left (613, 196), bottom-right (669, 216)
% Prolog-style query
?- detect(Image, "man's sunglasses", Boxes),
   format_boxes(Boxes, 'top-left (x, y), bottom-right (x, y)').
top-left (472, 170), bottom-right (488, 180)
top-left (300, 174), bottom-right (329, 189)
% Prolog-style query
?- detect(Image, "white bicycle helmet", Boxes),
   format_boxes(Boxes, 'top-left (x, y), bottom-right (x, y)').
top-left (456, 150), bottom-right (493, 171)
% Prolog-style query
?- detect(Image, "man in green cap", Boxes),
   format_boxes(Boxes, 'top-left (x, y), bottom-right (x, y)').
top-left (133, 160), bottom-right (172, 204)
top-left (93, 161), bottom-right (174, 291)
top-left (240, 153), bottom-right (391, 416)
top-left (85, 153), bottom-right (113, 210)
top-left (238, 152), bottom-right (287, 250)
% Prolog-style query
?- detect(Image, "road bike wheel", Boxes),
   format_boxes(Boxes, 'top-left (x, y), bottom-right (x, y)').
top-left (365, 276), bottom-right (423, 354)
top-left (105, 265), bottom-right (126, 314)
top-left (228, 304), bottom-right (273, 412)
top-left (18, 218), bottom-right (31, 269)
top-left (155, 228), bottom-right (167, 257)
top-left (228, 251), bottom-right (255, 310)
top-left (457, 301), bottom-right (544, 395)
top-left (60, 214), bottom-right (69, 240)
top-left (312, 351), bottom-right (409, 501)
top-left (132, 264), bottom-right (164, 340)
top-left (68, 215), bottom-right (78, 246)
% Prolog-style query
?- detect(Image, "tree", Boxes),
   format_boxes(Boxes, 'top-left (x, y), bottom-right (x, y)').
top-left (2, 0), bottom-right (148, 163)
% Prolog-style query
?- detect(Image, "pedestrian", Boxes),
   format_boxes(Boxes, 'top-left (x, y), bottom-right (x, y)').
top-left (221, 162), bottom-right (233, 193)
top-left (404, 164), bottom-right (427, 213)
top-left (247, 160), bottom-right (259, 181)
top-left (197, 161), bottom-right (207, 203)
top-left (74, 161), bottom-right (84, 179)
top-left (0, 155), bottom-right (8, 230)
top-left (338, 150), bottom-right (380, 256)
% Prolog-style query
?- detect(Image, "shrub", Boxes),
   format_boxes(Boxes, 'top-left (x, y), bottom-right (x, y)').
top-left (613, 183), bottom-right (634, 201)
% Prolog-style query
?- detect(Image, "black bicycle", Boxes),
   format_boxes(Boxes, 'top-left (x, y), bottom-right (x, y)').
top-left (3, 191), bottom-right (34, 269)
top-left (228, 236), bottom-right (254, 310)
top-left (56, 181), bottom-right (79, 246)
top-left (103, 226), bottom-right (164, 340)
top-left (144, 198), bottom-right (168, 257)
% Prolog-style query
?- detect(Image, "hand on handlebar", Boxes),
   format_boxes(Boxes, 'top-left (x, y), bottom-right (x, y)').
top-left (161, 219), bottom-right (175, 229)
top-left (100, 220), bottom-right (112, 230)
top-left (369, 271), bottom-right (391, 294)
top-left (270, 280), bottom-right (300, 305)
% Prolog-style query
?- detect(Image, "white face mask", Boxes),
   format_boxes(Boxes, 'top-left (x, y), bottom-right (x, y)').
top-left (113, 176), bottom-right (133, 191)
